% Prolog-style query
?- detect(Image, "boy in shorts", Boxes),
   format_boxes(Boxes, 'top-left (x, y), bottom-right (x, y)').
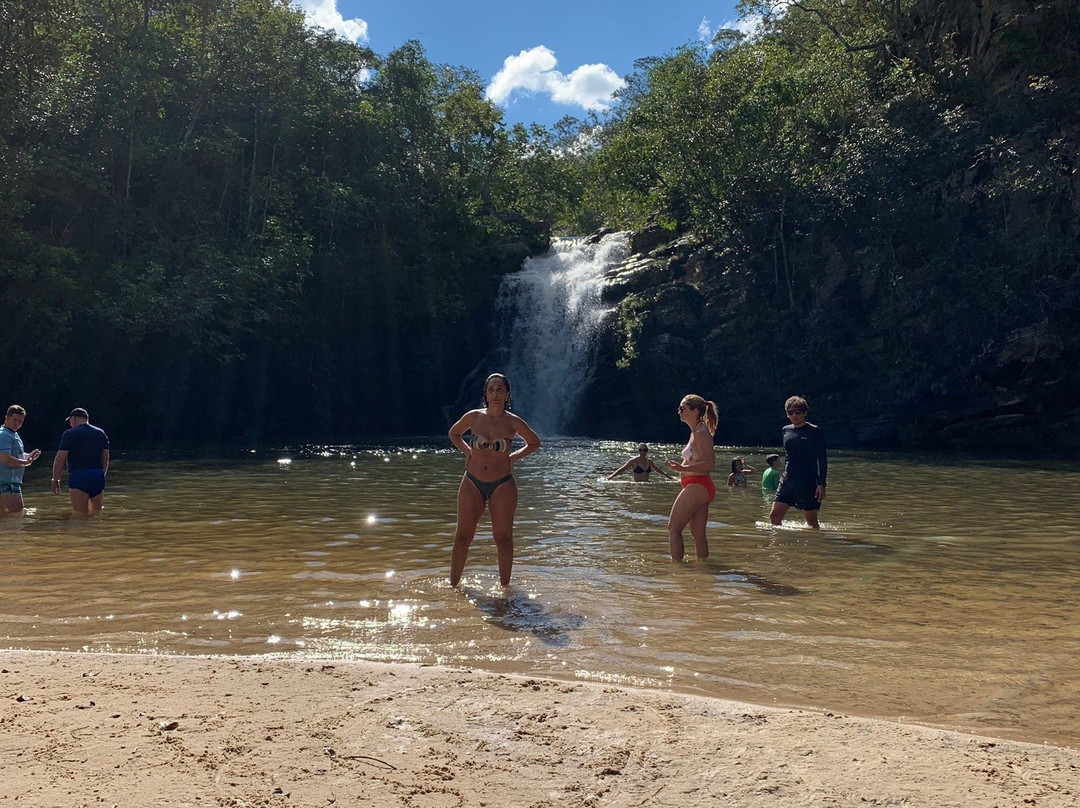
top-left (768, 396), bottom-right (827, 529)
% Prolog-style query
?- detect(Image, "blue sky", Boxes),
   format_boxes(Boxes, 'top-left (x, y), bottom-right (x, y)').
top-left (292, 1), bottom-right (751, 128)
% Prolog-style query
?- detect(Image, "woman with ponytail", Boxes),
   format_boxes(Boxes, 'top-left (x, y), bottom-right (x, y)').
top-left (665, 394), bottom-right (718, 561)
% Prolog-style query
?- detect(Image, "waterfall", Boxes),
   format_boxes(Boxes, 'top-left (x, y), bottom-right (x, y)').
top-left (494, 232), bottom-right (629, 435)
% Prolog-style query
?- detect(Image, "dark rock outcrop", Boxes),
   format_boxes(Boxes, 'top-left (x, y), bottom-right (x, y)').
top-left (578, 227), bottom-right (1080, 451)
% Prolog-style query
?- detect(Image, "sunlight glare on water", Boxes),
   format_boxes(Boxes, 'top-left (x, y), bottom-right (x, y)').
top-left (1, 440), bottom-right (1078, 748)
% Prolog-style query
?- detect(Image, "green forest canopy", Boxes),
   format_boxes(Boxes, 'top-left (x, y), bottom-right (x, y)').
top-left (578, 0), bottom-right (1079, 446)
top-left (2, 0), bottom-right (1077, 448)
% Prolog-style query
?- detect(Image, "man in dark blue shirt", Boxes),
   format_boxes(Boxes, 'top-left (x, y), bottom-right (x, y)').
top-left (769, 396), bottom-right (827, 529)
top-left (51, 407), bottom-right (110, 516)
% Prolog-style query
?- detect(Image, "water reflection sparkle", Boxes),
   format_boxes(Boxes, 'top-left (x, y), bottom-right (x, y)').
top-left (0, 439), bottom-right (1078, 749)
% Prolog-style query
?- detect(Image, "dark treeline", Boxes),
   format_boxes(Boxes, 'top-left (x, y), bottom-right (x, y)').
top-left (575, 0), bottom-right (1080, 448)
top-left (2, 0), bottom-right (1078, 449)
top-left (0, 0), bottom-right (575, 445)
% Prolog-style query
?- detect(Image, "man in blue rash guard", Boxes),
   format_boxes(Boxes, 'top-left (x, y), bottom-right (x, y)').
top-left (768, 395), bottom-right (827, 529)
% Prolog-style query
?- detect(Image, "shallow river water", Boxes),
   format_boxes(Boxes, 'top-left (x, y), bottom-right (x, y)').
top-left (1, 439), bottom-right (1077, 748)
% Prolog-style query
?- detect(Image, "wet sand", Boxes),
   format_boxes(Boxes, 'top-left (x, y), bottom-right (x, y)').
top-left (1, 650), bottom-right (1076, 807)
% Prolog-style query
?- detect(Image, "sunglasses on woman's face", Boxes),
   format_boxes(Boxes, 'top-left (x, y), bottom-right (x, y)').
top-left (787, 407), bottom-right (807, 415)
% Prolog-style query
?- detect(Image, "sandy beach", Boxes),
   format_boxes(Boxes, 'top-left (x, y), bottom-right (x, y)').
top-left (1, 651), bottom-right (1076, 807)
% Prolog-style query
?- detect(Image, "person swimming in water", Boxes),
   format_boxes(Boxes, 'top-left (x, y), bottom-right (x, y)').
top-left (448, 373), bottom-right (541, 587)
top-left (607, 443), bottom-right (673, 481)
top-left (726, 456), bottom-right (757, 487)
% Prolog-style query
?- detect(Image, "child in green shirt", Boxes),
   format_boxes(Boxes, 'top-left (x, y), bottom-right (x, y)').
top-left (761, 453), bottom-right (781, 495)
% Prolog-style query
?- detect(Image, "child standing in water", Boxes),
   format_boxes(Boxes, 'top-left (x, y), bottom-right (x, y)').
top-left (761, 453), bottom-right (781, 495)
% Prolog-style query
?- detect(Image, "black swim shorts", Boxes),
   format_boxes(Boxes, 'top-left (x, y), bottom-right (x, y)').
top-left (774, 479), bottom-right (820, 512)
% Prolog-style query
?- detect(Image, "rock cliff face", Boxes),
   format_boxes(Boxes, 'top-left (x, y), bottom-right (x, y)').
top-left (578, 226), bottom-right (1080, 450)
top-left (578, 227), bottom-right (772, 444)
top-left (570, 1), bottom-right (1080, 450)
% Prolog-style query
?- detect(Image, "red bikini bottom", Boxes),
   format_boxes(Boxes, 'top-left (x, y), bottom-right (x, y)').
top-left (680, 475), bottom-right (716, 502)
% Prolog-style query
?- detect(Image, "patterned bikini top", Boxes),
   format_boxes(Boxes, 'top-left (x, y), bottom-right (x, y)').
top-left (469, 434), bottom-right (512, 453)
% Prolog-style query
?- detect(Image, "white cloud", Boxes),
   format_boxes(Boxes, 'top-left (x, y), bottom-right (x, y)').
top-left (727, 14), bottom-right (766, 38)
top-left (555, 125), bottom-right (604, 158)
top-left (698, 14), bottom-right (765, 49)
top-left (292, 0), bottom-right (369, 43)
top-left (486, 46), bottom-right (625, 111)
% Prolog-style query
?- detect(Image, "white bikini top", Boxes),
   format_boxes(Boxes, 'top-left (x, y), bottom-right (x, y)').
top-left (682, 422), bottom-right (707, 463)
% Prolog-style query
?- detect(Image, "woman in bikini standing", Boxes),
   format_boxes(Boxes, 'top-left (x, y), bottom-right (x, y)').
top-left (666, 394), bottom-right (718, 561)
top-left (448, 373), bottom-right (541, 587)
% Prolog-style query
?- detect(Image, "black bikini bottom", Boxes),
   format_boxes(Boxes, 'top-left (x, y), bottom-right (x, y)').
top-left (465, 471), bottom-right (514, 501)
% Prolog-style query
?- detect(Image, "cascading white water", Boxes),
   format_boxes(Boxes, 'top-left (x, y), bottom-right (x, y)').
top-left (495, 232), bottom-right (629, 435)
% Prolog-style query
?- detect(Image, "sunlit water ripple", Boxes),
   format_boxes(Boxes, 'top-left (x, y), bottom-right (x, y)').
top-left (1, 439), bottom-right (1077, 748)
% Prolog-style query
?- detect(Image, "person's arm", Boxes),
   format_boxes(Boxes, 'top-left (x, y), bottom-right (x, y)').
top-left (689, 429), bottom-right (715, 474)
top-left (742, 464), bottom-right (758, 474)
top-left (509, 415), bottom-right (541, 464)
top-left (448, 411), bottom-right (477, 460)
top-left (607, 459), bottom-right (634, 480)
top-left (0, 432), bottom-right (38, 467)
top-left (815, 428), bottom-right (827, 502)
top-left (0, 450), bottom-right (40, 468)
top-left (727, 472), bottom-right (736, 486)
top-left (102, 449), bottom-right (110, 476)
top-left (648, 459), bottom-right (674, 478)
top-left (51, 449), bottom-right (69, 494)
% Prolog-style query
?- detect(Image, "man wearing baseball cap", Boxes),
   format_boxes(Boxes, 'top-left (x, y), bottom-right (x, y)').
top-left (51, 408), bottom-right (110, 516)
